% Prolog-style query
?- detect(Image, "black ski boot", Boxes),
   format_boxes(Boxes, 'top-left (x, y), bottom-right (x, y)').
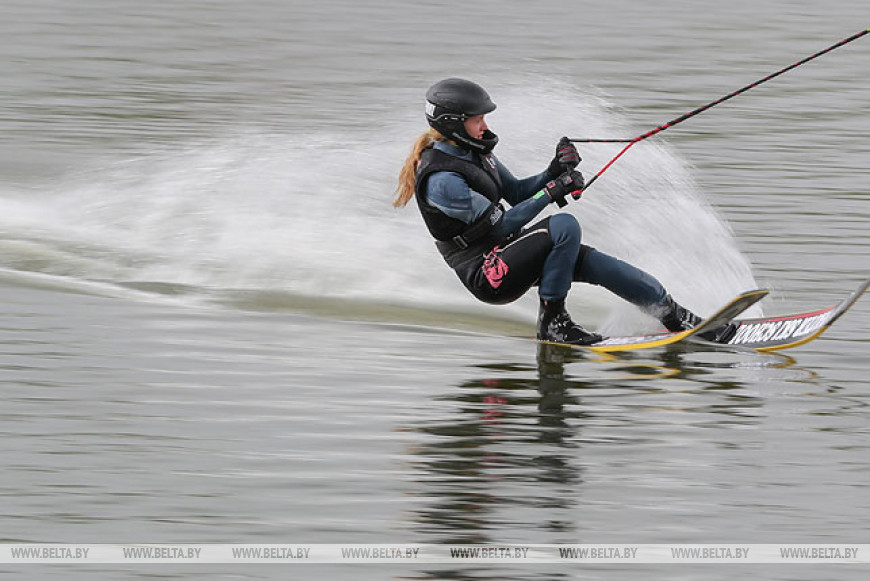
top-left (660, 295), bottom-right (702, 332)
top-left (659, 295), bottom-right (738, 344)
top-left (537, 299), bottom-right (603, 346)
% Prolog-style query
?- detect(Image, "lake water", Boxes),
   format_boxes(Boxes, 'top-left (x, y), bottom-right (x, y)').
top-left (1, 1), bottom-right (869, 579)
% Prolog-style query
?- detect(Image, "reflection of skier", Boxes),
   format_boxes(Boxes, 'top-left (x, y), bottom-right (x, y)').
top-left (394, 78), bottom-right (731, 345)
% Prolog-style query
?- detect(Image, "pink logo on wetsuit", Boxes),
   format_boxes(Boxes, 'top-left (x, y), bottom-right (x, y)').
top-left (483, 247), bottom-right (509, 289)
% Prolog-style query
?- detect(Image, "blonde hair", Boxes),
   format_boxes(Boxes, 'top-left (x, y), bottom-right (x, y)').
top-left (393, 128), bottom-right (447, 208)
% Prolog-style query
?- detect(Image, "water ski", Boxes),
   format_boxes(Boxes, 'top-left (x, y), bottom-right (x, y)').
top-left (708, 276), bottom-right (870, 352)
top-left (540, 288), bottom-right (769, 353)
top-left (540, 275), bottom-right (869, 353)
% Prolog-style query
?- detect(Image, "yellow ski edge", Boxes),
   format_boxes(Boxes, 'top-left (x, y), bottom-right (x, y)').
top-left (548, 288), bottom-right (770, 353)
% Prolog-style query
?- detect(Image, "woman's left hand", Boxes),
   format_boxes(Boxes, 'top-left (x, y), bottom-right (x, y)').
top-left (547, 137), bottom-right (581, 178)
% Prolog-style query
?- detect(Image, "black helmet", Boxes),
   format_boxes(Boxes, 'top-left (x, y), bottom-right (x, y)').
top-left (425, 78), bottom-right (498, 154)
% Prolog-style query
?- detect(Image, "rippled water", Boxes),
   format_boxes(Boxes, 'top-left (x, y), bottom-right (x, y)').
top-left (1, 1), bottom-right (869, 579)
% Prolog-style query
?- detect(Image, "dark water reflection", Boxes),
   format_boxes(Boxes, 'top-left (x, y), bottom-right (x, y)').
top-left (400, 343), bottom-right (814, 580)
top-left (406, 343), bottom-right (783, 551)
top-left (410, 348), bottom-right (585, 545)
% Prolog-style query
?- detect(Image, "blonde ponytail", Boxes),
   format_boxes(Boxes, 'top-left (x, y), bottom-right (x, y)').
top-left (393, 128), bottom-right (447, 208)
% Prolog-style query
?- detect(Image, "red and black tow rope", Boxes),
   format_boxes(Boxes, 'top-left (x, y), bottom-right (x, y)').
top-left (569, 28), bottom-right (870, 194)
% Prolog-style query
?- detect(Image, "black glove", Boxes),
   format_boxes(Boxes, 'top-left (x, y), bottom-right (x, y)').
top-left (542, 170), bottom-right (585, 207)
top-left (547, 137), bottom-right (581, 178)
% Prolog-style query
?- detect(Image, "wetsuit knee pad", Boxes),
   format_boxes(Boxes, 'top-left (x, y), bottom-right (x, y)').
top-left (547, 213), bottom-right (581, 247)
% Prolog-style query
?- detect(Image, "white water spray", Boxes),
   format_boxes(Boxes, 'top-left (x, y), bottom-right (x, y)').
top-left (0, 83), bottom-right (759, 330)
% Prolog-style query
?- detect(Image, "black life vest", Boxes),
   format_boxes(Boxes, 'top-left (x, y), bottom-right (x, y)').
top-left (414, 147), bottom-right (505, 268)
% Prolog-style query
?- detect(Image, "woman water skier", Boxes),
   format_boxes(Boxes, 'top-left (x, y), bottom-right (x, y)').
top-left (394, 78), bottom-right (729, 345)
